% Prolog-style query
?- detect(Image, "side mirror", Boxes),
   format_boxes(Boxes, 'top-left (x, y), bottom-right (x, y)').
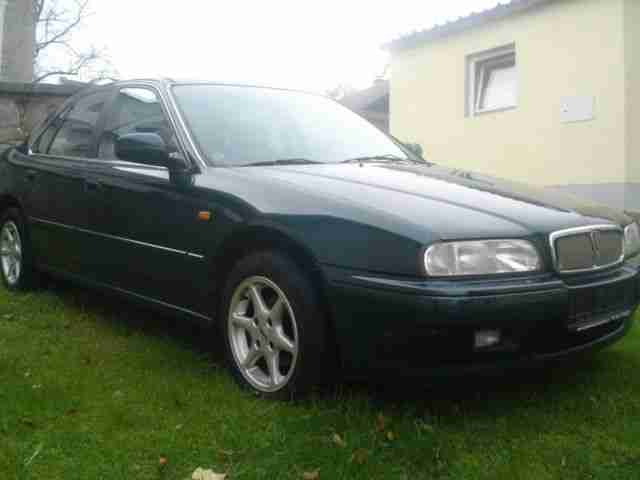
top-left (404, 142), bottom-right (424, 158)
top-left (115, 132), bottom-right (186, 170)
top-left (16, 139), bottom-right (29, 155)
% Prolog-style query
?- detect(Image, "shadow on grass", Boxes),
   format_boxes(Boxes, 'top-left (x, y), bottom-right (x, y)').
top-left (43, 275), bottom-right (224, 362)
top-left (40, 275), bottom-right (637, 415)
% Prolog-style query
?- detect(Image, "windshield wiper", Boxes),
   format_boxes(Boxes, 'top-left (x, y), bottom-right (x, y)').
top-left (242, 158), bottom-right (323, 167)
top-left (340, 154), bottom-right (408, 164)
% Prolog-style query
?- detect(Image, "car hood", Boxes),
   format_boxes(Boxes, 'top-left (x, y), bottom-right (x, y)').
top-left (202, 162), bottom-right (630, 243)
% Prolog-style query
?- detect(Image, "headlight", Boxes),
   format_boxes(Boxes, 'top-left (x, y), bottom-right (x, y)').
top-left (424, 239), bottom-right (541, 277)
top-left (624, 222), bottom-right (640, 258)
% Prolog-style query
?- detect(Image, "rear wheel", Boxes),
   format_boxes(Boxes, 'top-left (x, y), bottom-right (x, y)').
top-left (0, 208), bottom-right (38, 290)
top-left (220, 251), bottom-right (328, 398)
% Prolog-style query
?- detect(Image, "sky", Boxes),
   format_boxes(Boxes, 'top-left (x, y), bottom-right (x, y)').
top-left (54, 0), bottom-right (511, 92)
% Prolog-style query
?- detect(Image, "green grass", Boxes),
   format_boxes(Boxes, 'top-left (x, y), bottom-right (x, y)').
top-left (2, 280), bottom-right (640, 480)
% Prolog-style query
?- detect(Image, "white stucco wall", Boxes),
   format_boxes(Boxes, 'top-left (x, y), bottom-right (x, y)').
top-left (390, 0), bottom-right (627, 187)
top-left (625, 0), bottom-right (640, 185)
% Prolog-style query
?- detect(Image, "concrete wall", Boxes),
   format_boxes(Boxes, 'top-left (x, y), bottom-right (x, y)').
top-left (0, 82), bottom-right (81, 145)
top-left (390, 0), bottom-right (626, 188)
top-left (1, 0), bottom-right (35, 82)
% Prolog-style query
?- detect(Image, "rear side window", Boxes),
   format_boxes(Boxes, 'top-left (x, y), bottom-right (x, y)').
top-left (47, 91), bottom-right (110, 158)
top-left (29, 107), bottom-right (60, 153)
top-left (32, 113), bottom-right (63, 154)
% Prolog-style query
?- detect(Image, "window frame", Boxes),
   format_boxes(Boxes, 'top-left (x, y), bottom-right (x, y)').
top-left (466, 44), bottom-right (517, 117)
top-left (27, 82), bottom-right (201, 172)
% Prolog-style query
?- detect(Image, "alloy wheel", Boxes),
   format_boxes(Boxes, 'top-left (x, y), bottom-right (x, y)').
top-left (227, 275), bottom-right (299, 392)
top-left (0, 220), bottom-right (22, 286)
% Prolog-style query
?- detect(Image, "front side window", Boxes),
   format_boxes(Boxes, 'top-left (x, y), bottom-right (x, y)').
top-left (467, 45), bottom-right (517, 116)
top-left (172, 84), bottom-right (410, 166)
top-left (47, 91), bottom-right (110, 158)
top-left (98, 87), bottom-right (177, 160)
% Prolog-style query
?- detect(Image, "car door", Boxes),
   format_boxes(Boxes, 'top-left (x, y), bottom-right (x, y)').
top-left (20, 89), bottom-right (112, 276)
top-left (84, 85), bottom-right (212, 314)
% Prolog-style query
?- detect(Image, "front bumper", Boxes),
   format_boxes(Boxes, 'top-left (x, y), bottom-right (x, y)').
top-left (323, 262), bottom-right (640, 379)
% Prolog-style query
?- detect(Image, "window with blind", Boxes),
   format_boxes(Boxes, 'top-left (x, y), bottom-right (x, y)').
top-left (467, 45), bottom-right (517, 116)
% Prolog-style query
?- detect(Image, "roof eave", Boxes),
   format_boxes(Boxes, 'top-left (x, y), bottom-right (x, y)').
top-left (383, 0), bottom-right (554, 53)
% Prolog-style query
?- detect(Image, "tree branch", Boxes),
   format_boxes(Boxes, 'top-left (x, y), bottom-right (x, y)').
top-left (33, 0), bottom-right (116, 84)
top-left (35, 0), bottom-right (90, 57)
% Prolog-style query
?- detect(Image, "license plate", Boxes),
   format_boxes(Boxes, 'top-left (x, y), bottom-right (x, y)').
top-left (568, 280), bottom-right (634, 331)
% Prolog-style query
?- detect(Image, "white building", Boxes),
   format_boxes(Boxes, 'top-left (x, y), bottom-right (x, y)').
top-left (387, 0), bottom-right (640, 211)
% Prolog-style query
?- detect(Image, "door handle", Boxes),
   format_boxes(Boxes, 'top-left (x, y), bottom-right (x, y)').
top-left (25, 170), bottom-right (37, 182)
top-left (84, 179), bottom-right (102, 192)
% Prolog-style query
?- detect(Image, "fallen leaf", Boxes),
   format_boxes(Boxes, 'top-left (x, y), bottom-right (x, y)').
top-left (386, 431), bottom-right (395, 441)
top-left (192, 467), bottom-right (226, 480)
top-left (20, 418), bottom-right (36, 428)
top-left (375, 413), bottom-right (386, 432)
top-left (350, 449), bottom-right (368, 465)
top-left (416, 421), bottom-right (434, 433)
top-left (159, 456), bottom-right (168, 466)
top-left (302, 470), bottom-right (320, 480)
top-left (332, 433), bottom-right (347, 448)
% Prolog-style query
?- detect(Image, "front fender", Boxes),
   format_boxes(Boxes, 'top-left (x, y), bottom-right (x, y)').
top-left (262, 214), bottom-right (425, 277)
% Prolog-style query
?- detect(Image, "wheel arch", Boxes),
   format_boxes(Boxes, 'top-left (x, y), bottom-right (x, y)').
top-left (211, 224), bottom-right (340, 364)
top-left (0, 194), bottom-right (23, 216)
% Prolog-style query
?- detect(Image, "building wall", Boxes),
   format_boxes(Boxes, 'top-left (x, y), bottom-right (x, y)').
top-left (625, 0), bottom-right (640, 185)
top-left (1, 0), bottom-right (35, 82)
top-left (390, 0), bottom-right (626, 187)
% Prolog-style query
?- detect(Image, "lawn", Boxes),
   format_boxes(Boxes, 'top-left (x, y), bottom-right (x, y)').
top-left (2, 280), bottom-right (640, 480)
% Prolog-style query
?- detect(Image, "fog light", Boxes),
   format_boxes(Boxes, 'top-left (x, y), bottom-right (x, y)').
top-left (474, 330), bottom-right (501, 349)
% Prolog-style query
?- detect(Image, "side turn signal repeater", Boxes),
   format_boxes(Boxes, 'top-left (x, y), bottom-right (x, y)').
top-left (197, 211), bottom-right (212, 221)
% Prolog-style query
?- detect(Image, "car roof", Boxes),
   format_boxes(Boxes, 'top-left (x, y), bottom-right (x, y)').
top-left (109, 78), bottom-right (324, 98)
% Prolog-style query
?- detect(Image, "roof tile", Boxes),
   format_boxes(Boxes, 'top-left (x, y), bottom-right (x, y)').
top-left (384, 0), bottom-right (554, 51)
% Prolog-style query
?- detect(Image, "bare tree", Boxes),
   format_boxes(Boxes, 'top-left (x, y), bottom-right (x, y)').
top-left (32, 0), bottom-right (115, 83)
top-left (1, 1), bottom-right (115, 145)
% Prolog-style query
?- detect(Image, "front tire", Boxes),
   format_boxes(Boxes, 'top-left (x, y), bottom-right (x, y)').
top-left (0, 208), bottom-right (38, 290)
top-left (220, 251), bottom-right (328, 398)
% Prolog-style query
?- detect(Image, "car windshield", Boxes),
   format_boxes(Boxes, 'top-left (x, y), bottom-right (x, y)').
top-left (171, 84), bottom-right (414, 166)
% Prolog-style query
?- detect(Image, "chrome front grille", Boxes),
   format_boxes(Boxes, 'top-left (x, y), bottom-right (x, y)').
top-left (595, 230), bottom-right (625, 266)
top-left (550, 225), bottom-right (624, 273)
